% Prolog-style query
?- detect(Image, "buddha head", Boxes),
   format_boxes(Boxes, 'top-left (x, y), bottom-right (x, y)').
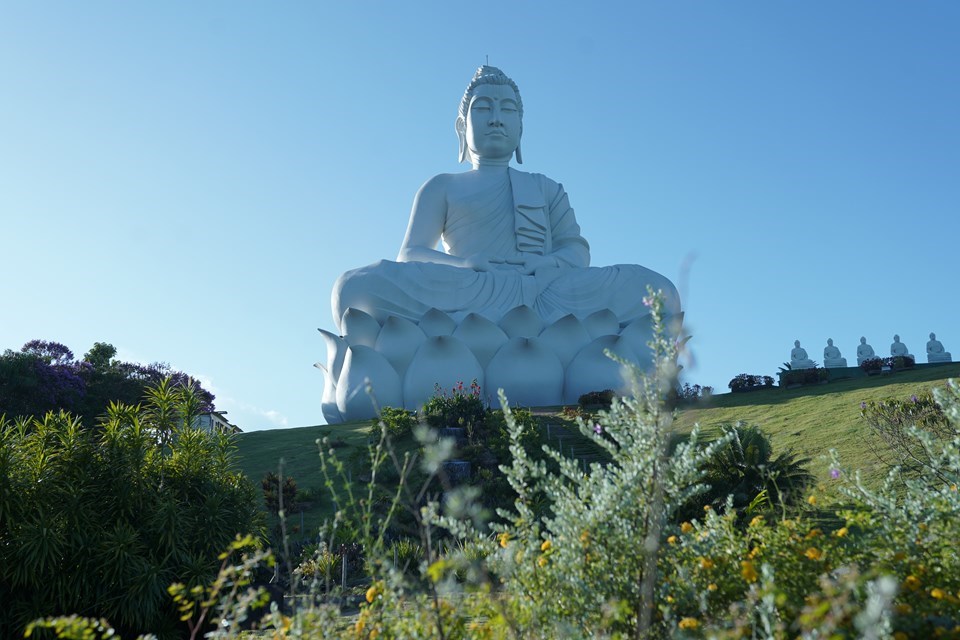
top-left (860, 337), bottom-right (867, 344)
top-left (794, 340), bottom-right (801, 348)
top-left (893, 334), bottom-right (901, 343)
top-left (827, 338), bottom-right (834, 347)
top-left (930, 332), bottom-right (937, 340)
top-left (456, 66), bottom-right (524, 165)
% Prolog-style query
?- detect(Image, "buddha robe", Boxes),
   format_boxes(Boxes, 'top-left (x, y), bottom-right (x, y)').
top-left (332, 168), bottom-right (678, 332)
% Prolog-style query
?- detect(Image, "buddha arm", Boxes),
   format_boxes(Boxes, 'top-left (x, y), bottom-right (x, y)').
top-left (544, 178), bottom-right (590, 268)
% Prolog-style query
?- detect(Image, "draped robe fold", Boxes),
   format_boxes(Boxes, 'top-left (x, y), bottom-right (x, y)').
top-left (332, 168), bottom-right (679, 332)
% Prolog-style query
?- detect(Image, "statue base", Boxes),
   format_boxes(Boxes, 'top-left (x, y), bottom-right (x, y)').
top-left (317, 305), bottom-right (682, 423)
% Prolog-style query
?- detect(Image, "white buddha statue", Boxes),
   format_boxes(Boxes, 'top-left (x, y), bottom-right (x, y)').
top-left (856, 336), bottom-right (877, 365)
top-left (790, 340), bottom-right (816, 369)
top-left (890, 334), bottom-right (913, 360)
top-left (926, 332), bottom-right (952, 363)
top-left (320, 66), bottom-right (681, 423)
top-left (822, 338), bottom-right (847, 368)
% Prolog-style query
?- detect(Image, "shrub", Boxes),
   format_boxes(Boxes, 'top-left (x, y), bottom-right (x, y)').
top-left (374, 406), bottom-right (417, 439)
top-left (419, 380), bottom-right (485, 434)
top-left (577, 388), bottom-right (615, 408)
top-left (728, 373), bottom-right (774, 391)
top-left (0, 381), bottom-right (263, 639)
top-left (677, 382), bottom-right (713, 401)
top-left (860, 390), bottom-right (954, 478)
top-left (860, 357), bottom-right (884, 373)
top-left (261, 471), bottom-right (298, 514)
top-left (779, 366), bottom-right (829, 386)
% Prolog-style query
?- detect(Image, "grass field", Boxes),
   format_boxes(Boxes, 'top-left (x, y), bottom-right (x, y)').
top-left (234, 363), bottom-right (960, 539)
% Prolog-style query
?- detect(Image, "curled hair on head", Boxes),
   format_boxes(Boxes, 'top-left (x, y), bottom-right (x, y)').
top-left (458, 65), bottom-right (524, 121)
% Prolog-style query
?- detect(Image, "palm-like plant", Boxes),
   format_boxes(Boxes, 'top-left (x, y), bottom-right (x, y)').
top-left (679, 423), bottom-right (814, 521)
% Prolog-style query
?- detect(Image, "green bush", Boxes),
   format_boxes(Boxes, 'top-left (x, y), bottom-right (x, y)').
top-left (419, 380), bottom-right (485, 434)
top-left (0, 380), bottom-right (263, 639)
top-left (374, 406), bottom-right (418, 439)
top-left (577, 388), bottom-right (615, 409)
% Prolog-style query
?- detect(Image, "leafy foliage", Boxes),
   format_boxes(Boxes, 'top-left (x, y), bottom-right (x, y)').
top-left (419, 380), bottom-right (485, 433)
top-left (0, 339), bottom-right (215, 427)
top-left (779, 366), bottom-right (830, 386)
top-left (0, 381), bottom-right (262, 639)
top-left (728, 373), bottom-right (775, 392)
top-left (261, 471), bottom-right (299, 514)
top-left (860, 390), bottom-right (954, 480)
top-left (577, 388), bottom-right (615, 409)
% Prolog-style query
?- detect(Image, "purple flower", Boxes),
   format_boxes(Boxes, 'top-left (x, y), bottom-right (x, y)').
top-left (911, 395), bottom-right (918, 403)
top-left (860, 402), bottom-right (867, 410)
top-left (642, 296), bottom-right (653, 308)
top-left (593, 423), bottom-right (602, 435)
top-left (830, 468), bottom-right (841, 479)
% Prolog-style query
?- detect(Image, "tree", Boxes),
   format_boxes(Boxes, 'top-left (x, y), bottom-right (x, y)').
top-left (0, 339), bottom-right (215, 427)
top-left (0, 380), bottom-right (263, 639)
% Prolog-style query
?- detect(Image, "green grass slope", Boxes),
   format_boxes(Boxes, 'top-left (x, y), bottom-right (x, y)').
top-left (234, 364), bottom-right (960, 536)
top-left (674, 363), bottom-right (960, 484)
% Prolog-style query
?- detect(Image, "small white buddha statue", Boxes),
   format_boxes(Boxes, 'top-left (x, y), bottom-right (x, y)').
top-left (790, 340), bottom-right (816, 369)
top-left (890, 334), bottom-right (913, 360)
top-left (926, 332), bottom-right (952, 363)
top-left (822, 338), bottom-right (847, 368)
top-left (856, 337), bottom-right (877, 365)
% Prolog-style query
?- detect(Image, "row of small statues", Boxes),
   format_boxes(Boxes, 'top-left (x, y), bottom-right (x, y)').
top-left (790, 333), bottom-right (952, 369)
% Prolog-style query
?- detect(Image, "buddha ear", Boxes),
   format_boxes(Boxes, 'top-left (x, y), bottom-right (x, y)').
top-left (456, 116), bottom-right (468, 164)
top-left (514, 128), bottom-right (523, 164)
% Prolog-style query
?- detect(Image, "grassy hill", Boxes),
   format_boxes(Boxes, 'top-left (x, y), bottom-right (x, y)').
top-left (234, 363), bottom-right (960, 539)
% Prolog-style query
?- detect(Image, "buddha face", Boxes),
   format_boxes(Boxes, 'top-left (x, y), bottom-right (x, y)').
top-left (463, 84), bottom-right (522, 163)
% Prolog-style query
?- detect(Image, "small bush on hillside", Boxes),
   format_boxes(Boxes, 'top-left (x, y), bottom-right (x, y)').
top-left (261, 471), bottom-right (298, 514)
top-left (780, 366), bottom-right (829, 386)
top-left (374, 406), bottom-right (417, 439)
top-left (420, 380), bottom-right (484, 434)
top-left (860, 390), bottom-right (954, 478)
top-left (861, 356), bottom-right (884, 373)
top-left (728, 373), bottom-right (774, 391)
top-left (577, 388), bottom-right (615, 409)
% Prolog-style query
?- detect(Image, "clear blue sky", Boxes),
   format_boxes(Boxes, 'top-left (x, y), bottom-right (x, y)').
top-left (2, 2), bottom-right (957, 431)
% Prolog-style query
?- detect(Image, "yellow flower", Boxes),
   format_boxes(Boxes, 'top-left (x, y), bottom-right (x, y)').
top-left (807, 495), bottom-right (817, 506)
top-left (665, 595), bottom-right (674, 603)
top-left (951, 484), bottom-right (957, 492)
top-left (903, 575), bottom-right (921, 591)
top-left (749, 515), bottom-right (764, 528)
top-left (580, 530), bottom-right (590, 544)
top-left (741, 561), bottom-right (758, 583)
top-left (703, 505), bottom-right (712, 512)
top-left (678, 617), bottom-right (700, 630)
top-left (540, 539), bottom-right (552, 552)
top-left (804, 547), bottom-right (822, 561)
top-left (365, 584), bottom-right (380, 603)
top-left (707, 583), bottom-right (718, 591)
top-left (834, 527), bottom-right (849, 538)
top-left (931, 587), bottom-right (946, 600)
top-left (680, 522), bottom-right (693, 534)
top-left (498, 532), bottom-right (510, 548)
top-left (667, 535), bottom-right (678, 545)
top-left (805, 528), bottom-right (822, 540)
top-left (538, 556), bottom-right (548, 567)
top-left (370, 629), bottom-right (380, 640)
top-left (748, 546), bottom-right (762, 559)
top-left (895, 603), bottom-right (913, 615)
top-left (894, 632), bottom-right (908, 640)
top-left (698, 557), bottom-right (715, 570)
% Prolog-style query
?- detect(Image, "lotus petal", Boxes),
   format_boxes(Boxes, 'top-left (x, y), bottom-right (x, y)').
top-left (341, 308), bottom-right (381, 348)
top-left (498, 305), bottom-right (543, 339)
top-left (563, 335), bottom-right (642, 404)
top-left (336, 345), bottom-right (402, 422)
top-left (452, 313), bottom-right (508, 369)
top-left (375, 316), bottom-right (426, 379)
top-left (538, 314), bottom-right (592, 369)
top-left (487, 337), bottom-right (563, 407)
top-left (403, 336), bottom-right (483, 411)
top-left (419, 308), bottom-right (456, 337)
top-left (583, 309), bottom-right (619, 340)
